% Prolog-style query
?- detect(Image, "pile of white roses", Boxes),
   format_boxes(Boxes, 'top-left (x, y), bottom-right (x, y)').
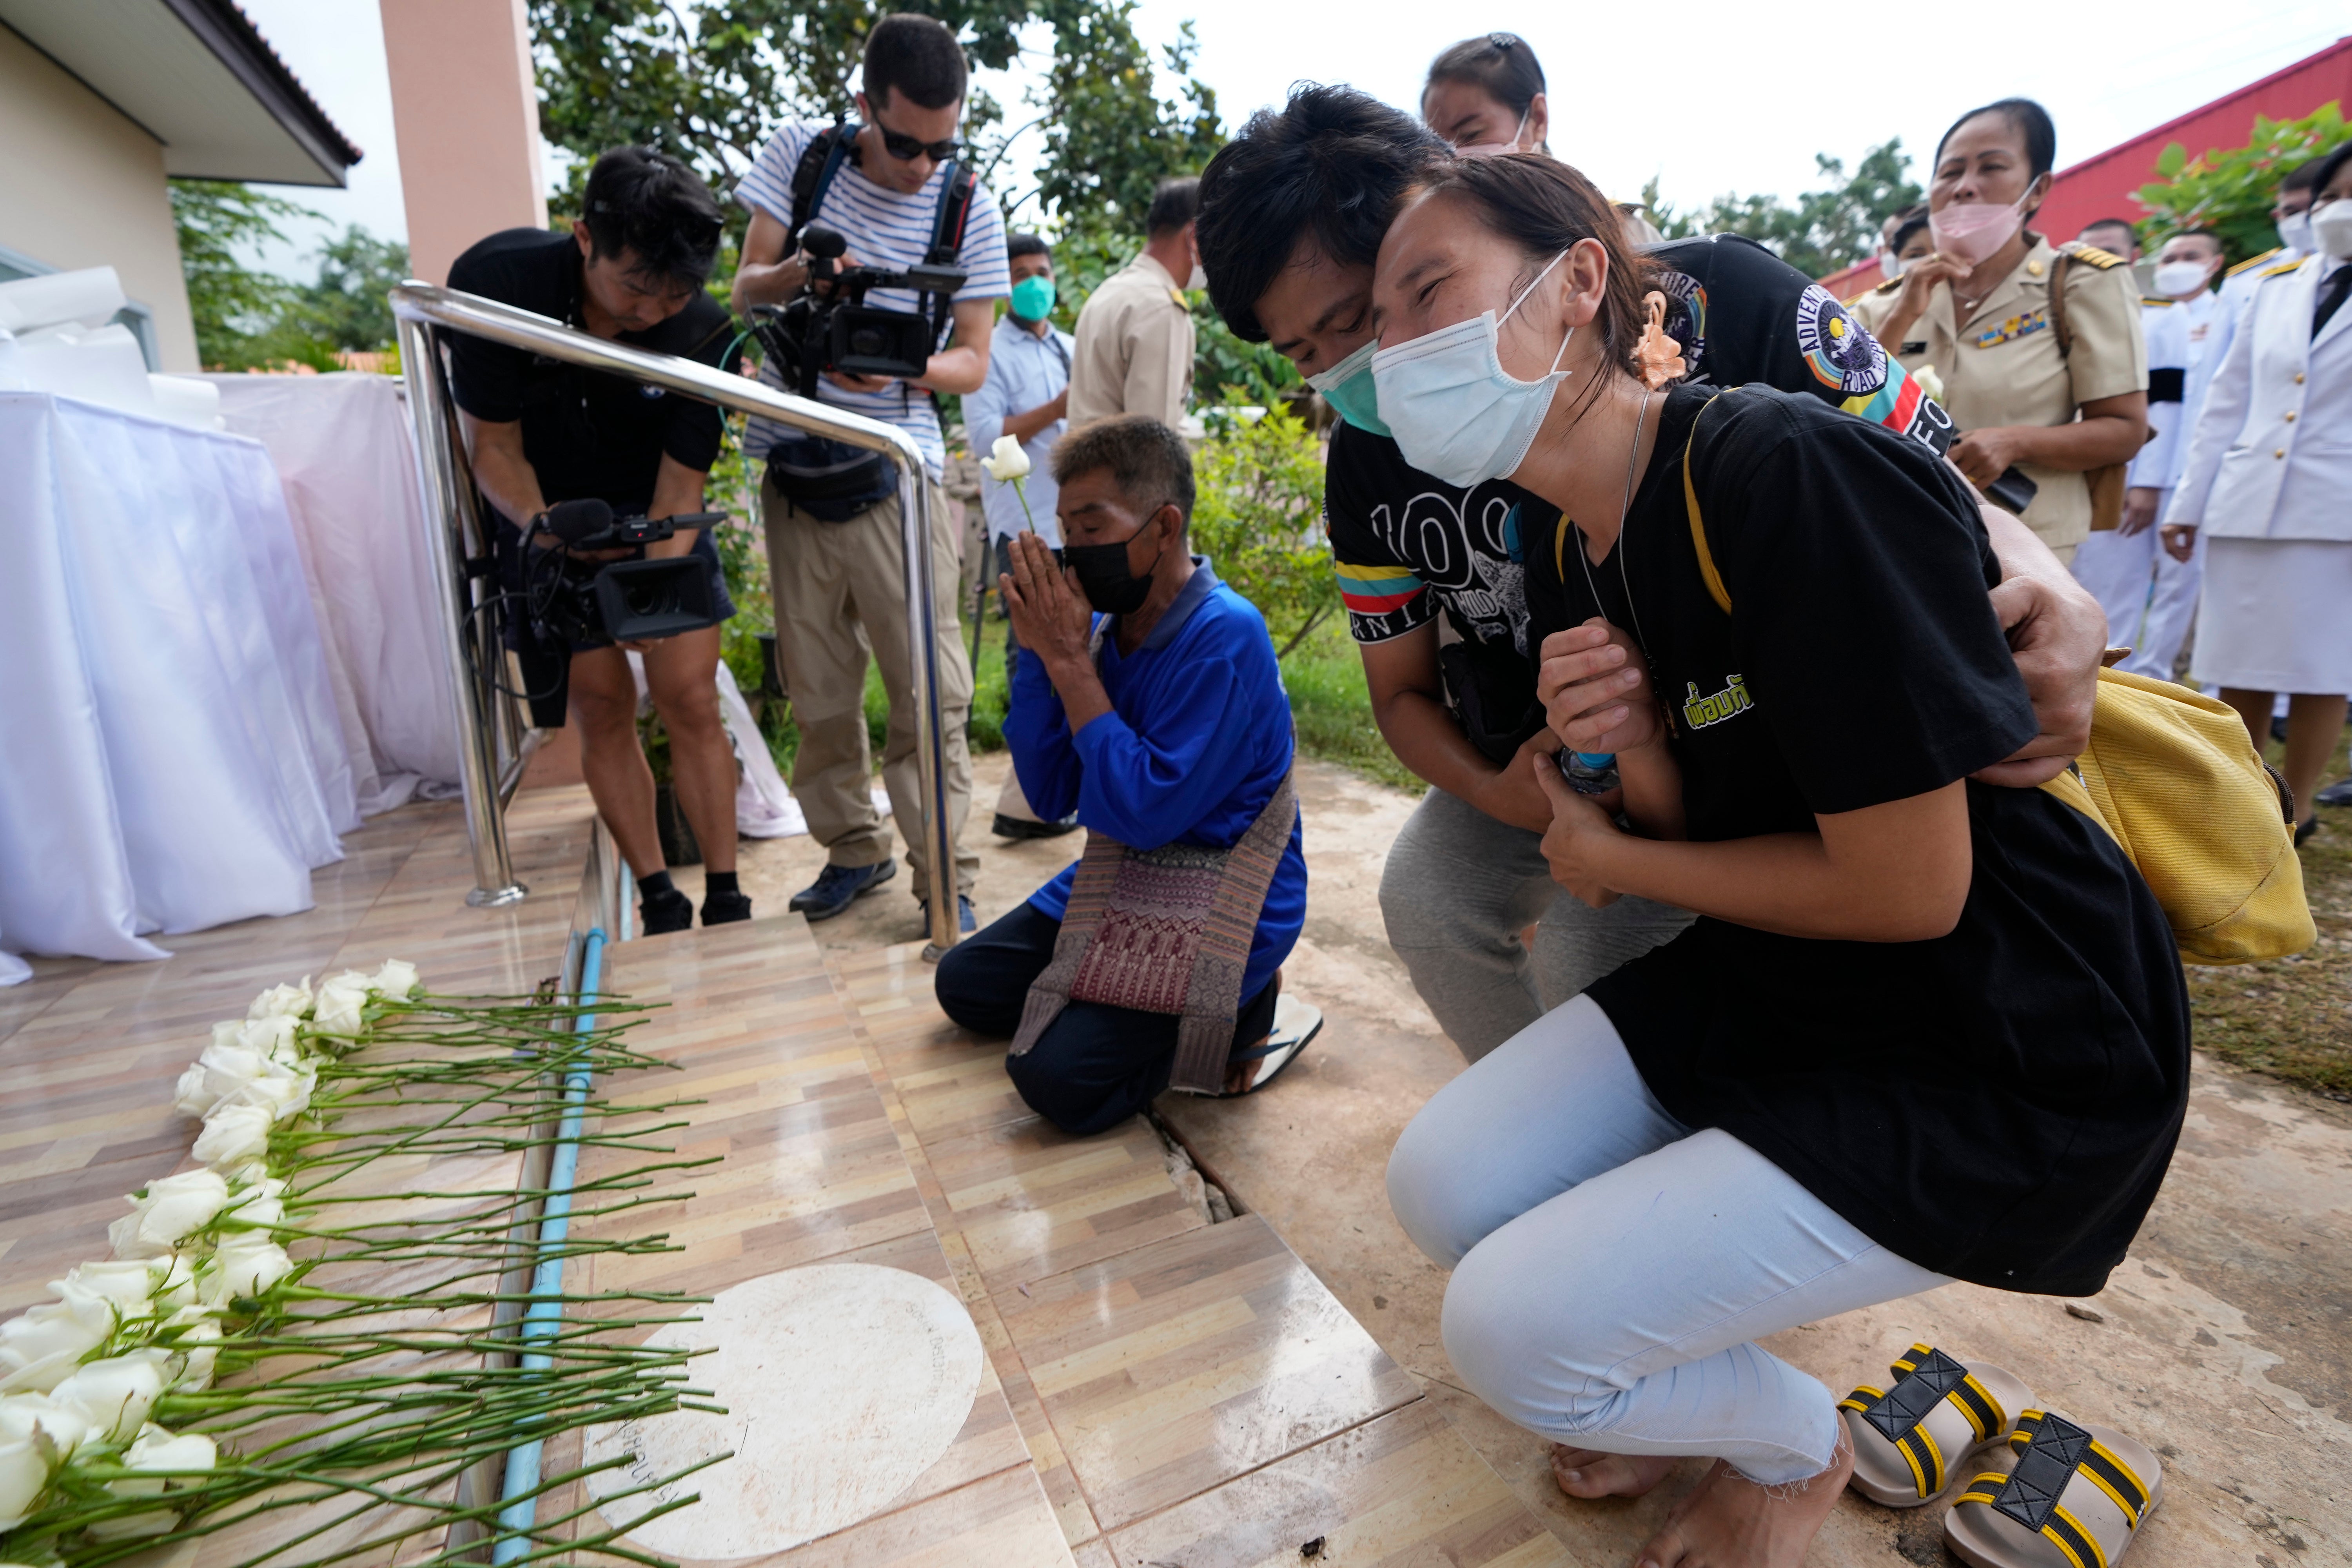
top-left (0, 961), bottom-right (418, 1553)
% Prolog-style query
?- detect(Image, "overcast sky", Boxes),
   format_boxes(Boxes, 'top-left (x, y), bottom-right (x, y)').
top-left (236, 0), bottom-right (2347, 278)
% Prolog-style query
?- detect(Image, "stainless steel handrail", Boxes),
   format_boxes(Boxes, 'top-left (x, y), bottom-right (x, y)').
top-left (390, 281), bottom-right (960, 950)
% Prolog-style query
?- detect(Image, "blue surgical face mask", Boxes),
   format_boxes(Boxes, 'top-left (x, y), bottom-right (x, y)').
top-left (1010, 274), bottom-right (1057, 323)
top-left (1305, 339), bottom-right (1390, 436)
top-left (1370, 248), bottom-right (1575, 487)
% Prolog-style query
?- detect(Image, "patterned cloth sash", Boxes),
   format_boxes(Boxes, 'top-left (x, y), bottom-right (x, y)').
top-left (1011, 755), bottom-right (1296, 1094)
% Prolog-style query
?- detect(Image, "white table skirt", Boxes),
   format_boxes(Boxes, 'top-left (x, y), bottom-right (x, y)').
top-left (0, 391), bottom-right (355, 966)
top-left (205, 374), bottom-right (463, 813)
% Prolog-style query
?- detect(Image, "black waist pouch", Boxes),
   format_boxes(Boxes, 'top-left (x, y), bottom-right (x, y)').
top-left (1439, 636), bottom-right (1545, 765)
top-left (766, 433), bottom-right (899, 523)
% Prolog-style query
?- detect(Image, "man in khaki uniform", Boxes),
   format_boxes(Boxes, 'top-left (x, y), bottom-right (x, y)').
top-left (1069, 178), bottom-right (1200, 428)
top-left (1854, 230), bottom-right (2147, 563)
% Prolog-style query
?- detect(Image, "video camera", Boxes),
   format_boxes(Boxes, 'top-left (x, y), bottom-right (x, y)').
top-left (523, 498), bottom-right (726, 646)
top-left (749, 223), bottom-right (967, 398)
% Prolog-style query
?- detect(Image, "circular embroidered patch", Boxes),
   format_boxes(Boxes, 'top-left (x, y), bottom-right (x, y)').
top-left (1795, 285), bottom-right (1889, 396)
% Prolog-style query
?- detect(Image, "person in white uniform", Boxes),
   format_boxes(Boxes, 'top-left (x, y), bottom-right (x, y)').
top-left (2070, 229), bottom-right (2223, 677)
top-left (2163, 142), bottom-right (2352, 842)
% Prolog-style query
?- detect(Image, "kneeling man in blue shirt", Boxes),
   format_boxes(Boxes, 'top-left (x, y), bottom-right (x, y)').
top-left (934, 416), bottom-right (1314, 1134)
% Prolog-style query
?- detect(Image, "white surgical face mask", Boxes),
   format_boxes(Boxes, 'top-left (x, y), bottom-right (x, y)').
top-left (1878, 250), bottom-right (1906, 281)
top-left (2152, 258), bottom-right (2215, 297)
top-left (1371, 247), bottom-right (1576, 487)
top-left (1452, 107), bottom-right (1531, 160)
top-left (2279, 210), bottom-right (2316, 256)
top-left (2313, 201), bottom-right (2352, 261)
top-left (1186, 261), bottom-right (1207, 291)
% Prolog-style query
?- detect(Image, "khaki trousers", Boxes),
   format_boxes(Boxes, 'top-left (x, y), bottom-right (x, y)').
top-left (762, 470), bottom-right (978, 896)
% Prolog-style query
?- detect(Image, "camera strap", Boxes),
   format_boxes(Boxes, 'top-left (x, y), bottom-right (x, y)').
top-left (787, 118), bottom-right (857, 250)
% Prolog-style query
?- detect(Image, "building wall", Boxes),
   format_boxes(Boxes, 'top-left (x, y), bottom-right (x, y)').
top-left (0, 25), bottom-right (200, 371)
top-left (381, 0), bottom-right (548, 285)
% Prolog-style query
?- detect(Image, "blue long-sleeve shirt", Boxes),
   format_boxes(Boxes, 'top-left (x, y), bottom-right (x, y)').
top-left (1009, 557), bottom-right (1306, 1002)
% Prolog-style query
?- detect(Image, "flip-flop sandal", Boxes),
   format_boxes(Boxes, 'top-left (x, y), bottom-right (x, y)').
top-left (1215, 994), bottom-right (1322, 1098)
top-left (1944, 1409), bottom-right (2162, 1568)
top-left (1839, 1343), bottom-right (2034, 1507)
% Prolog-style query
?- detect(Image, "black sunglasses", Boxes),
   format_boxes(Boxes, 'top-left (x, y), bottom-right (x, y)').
top-left (872, 121), bottom-right (961, 163)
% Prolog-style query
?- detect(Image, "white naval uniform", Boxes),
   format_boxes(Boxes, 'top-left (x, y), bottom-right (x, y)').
top-left (2070, 288), bottom-right (2218, 678)
top-left (2167, 252), bottom-right (2352, 693)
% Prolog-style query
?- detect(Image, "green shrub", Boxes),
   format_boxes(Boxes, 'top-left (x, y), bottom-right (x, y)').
top-left (1190, 400), bottom-right (1338, 659)
top-left (2135, 102), bottom-right (2347, 265)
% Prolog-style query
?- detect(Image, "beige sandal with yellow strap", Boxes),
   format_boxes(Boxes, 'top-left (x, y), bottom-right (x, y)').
top-left (1944, 1409), bottom-right (2163, 1568)
top-left (1838, 1343), bottom-right (2034, 1506)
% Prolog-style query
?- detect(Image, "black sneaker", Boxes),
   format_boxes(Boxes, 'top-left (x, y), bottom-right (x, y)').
top-left (918, 894), bottom-right (979, 934)
top-left (788, 859), bottom-right (896, 921)
top-left (702, 888), bottom-right (753, 926)
top-left (640, 886), bottom-right (694, 935)
top-left (2316, 777), bottom-right (2352, 808)
top-left (992, 811), bottom-right (1080, 840)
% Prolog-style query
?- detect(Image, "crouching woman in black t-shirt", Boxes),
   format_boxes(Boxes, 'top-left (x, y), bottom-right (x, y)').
top-left (1375, 154), bottom-right (2189, 1559)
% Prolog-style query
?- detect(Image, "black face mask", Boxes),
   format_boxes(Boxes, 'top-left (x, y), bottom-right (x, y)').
top-left (1063, 513), bottom-right (1167, 615)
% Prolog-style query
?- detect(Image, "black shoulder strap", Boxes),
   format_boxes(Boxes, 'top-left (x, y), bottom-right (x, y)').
top-left (922, 159), bottom-right (978, 348)
top-left (788, 118), bottom-right (854, 250)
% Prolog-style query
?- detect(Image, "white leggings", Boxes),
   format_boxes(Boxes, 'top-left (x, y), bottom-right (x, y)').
top-left (1386, 996), bottom-right (1951, 1485)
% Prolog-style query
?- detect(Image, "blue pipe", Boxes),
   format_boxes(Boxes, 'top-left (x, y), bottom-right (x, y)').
top-left (491, 926), bottom-right (603, 1561)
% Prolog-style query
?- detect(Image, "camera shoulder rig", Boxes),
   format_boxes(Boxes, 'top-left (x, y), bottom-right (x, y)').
top-left (788, 116), bottom-right (978, 291)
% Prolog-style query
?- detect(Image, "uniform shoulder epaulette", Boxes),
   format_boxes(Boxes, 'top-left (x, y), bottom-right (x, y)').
top-left (2225, 246), bottom-right (2282, 278)
top-left (1873, 274), bottom-right (1904, 295)
top-left (2256, 259), bottom-right (2304, 280)
top-left (2140, 296), bottom-right (2174, 307)
top-left (2060, 241), bottom-right (2127, 269)
top-left (1166, 286), bottom-right (1188, 308)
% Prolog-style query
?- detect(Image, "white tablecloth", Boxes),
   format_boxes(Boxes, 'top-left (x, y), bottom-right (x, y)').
top-left (0, 391), bottom-right (354, 966)
top-left (205, 374), bottom-right (462, 813)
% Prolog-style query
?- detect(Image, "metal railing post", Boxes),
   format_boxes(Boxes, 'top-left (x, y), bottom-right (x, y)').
top-left (899, 465), bottom-right (959, 952)
top-left (388, 283), bottom-right (962, 949)
top-left (396, 310), bottom-right (526, 907)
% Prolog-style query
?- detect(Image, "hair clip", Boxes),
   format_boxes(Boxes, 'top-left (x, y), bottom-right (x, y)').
top-left (1488, 31), bottom-right (1516, 49)
top-left (1635, 291), bottom-right (1686, 389)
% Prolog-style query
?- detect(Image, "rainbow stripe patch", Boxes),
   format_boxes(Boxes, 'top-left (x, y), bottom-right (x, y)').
top-left (1842, 367), bottom-right (1924, 437)
top-left (1335, 562), bottom-right (1426, 616)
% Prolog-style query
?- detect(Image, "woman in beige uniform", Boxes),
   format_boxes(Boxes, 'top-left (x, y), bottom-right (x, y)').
top-left (1854, 98), bottom-right (2147, 564)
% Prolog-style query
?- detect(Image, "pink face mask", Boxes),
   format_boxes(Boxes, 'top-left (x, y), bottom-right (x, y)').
top-left (1929, 191), bottom-right (2031, 267)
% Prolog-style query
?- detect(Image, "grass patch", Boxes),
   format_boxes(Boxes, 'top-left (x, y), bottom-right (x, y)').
top-left (2185, 726), bottom-right (2352, 1100)
top-left (1281, 619), bottom-right (1425, 794)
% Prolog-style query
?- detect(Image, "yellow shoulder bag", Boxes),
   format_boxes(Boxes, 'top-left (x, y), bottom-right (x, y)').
top-left (1680, 397), bottom-right (2314, 965)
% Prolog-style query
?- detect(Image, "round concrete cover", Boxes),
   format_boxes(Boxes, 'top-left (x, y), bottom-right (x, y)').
top-left (583, 1263), bottom-right (984, 1557)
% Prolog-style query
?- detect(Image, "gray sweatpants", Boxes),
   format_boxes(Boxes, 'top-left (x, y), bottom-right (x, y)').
top-left (1379, 786), bottom-right (1693, 1060)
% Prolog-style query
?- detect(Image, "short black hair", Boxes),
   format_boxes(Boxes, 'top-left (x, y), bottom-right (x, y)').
top-left (2081, 217), bottom-right (2136, 238)
top-left (580, 147), bottom-right (723, 289)
top-left (1051, 415), bottom-right (1195, 526)
top-left (1423, 32), bottom-right (1546, 120)
top-left (2280, 154), bottom-right (2331, 195)
top-left (2309, 142), bottom-right (2352, 204)
top-left (1007, 232), bottom-right (1051, 263)
top-left (1146, 177), bottom-right (1201, 238)
top-left (1196, 84), bottom-right (1449, 342)
top-left (1936, 97), bottom-right (2058, 181)
top-left (2166, 227), bottom-right (2224, 255)
top-left (1890, 213), bottom-right (1931, 254)
top-left (863, 13), bottom-right (967, 112)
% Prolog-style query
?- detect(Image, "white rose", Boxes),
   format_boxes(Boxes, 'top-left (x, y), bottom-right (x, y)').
top-left (63, 1262), bottom-right (160, 1320)
top-left (113, 1422), bottom-right (216, 1499)
top-left (160, 1312), bottom-right (221, 1392)
top-left (309, 975), bottom-right (370, 1038)
top-left (247, 978), bottom-right (312, 1020)
top-left (153, 1258), bottom-right (198, 1316)
top-left (190, 1104), bottom-right (273, 1171)
top-left (171, 1062), bottom-right (217, 1120)
top-left (980, 434), bottom-right (1032, 482)
top-left (368, 959), bottom-right (420, 1000)
top-left (200, 1235), bottom-right (293, 1308)
top-left (193, 1041), bottom-right (268, 1109)
top-left (214, 1015), bottom-right (299, 1063)
top-left (0, 1432), bottom-right (47, 1532)
top-left (108, 1169), bottom-right (230, 1260)
top-left (223, 1178), bottom-right (286, 1231)
top-left (1913, 363), bottom-right (1946, 405)
top-left (0, 1290), bottom-right (116, 1392)
top-left (51, 1352), bottom-right (165, 1443)
top-left (85, 1506), bottom-right (180, 1541)
top-left (0, 1391), bottom-right (92, 1459)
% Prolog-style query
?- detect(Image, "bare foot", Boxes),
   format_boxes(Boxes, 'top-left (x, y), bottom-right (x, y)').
top-left (1550, 1445), bottom-right (1679, 1499)
top-left (1634, 1426), bottom-right (1853, 1568)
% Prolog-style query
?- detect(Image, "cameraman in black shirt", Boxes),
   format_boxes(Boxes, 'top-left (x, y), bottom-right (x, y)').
top-left (447, 147), bottom-right (747, 935)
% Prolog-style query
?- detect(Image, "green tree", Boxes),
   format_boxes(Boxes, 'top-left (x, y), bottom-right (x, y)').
top-left (170, 180), bottom-right (316, 368)
top-left (1189, 401), bottom-right (1334, 657)
top-left (2135, 102), bottom-right (2346, 267)
top-left (287, 227), bottom-right (410, 352)
top-left (1644, 140), bottom-right (1922, 279)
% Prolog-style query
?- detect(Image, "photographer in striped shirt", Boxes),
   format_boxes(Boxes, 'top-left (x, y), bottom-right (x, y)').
top-left (731, 14), bottom-right (1011, 931)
